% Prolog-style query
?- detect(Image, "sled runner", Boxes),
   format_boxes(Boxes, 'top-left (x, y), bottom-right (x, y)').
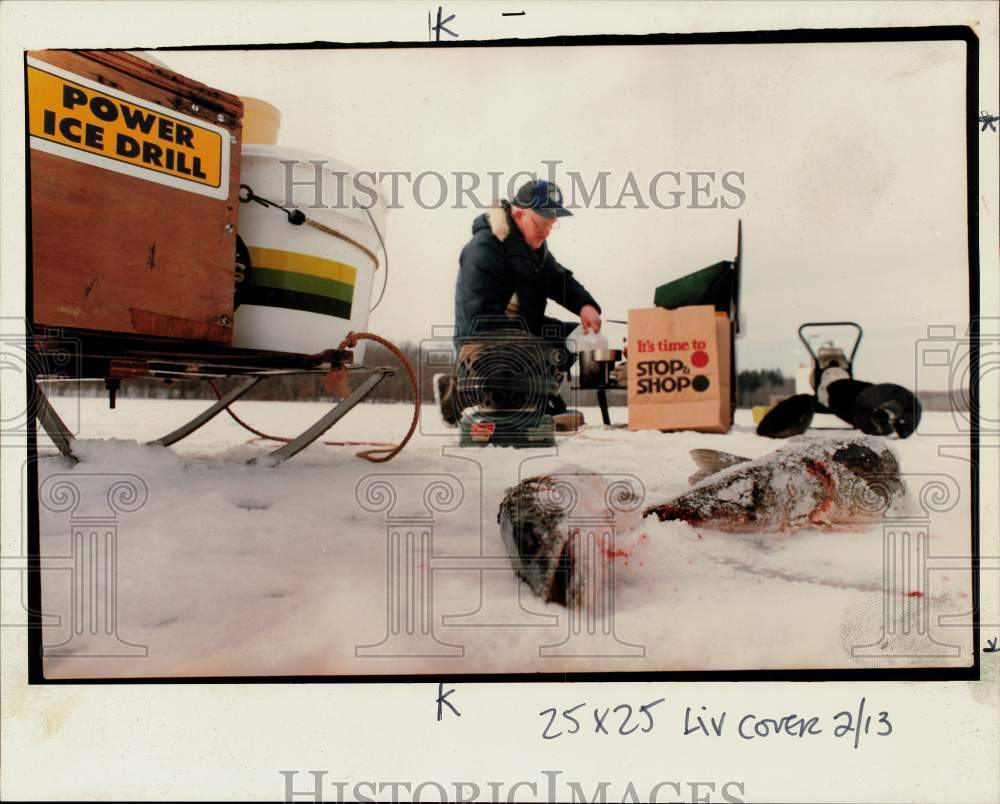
top-left (32, 329), bottom-right (395, 465)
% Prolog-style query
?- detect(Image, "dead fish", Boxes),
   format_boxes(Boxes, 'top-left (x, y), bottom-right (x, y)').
top-left (643, 435), bottom-right (904, 532)
top-left (498, 470), bottom-right (644, 608)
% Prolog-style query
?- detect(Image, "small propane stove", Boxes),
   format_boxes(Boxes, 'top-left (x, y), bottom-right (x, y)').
top-left (572, 347), bottom-right (624, 426)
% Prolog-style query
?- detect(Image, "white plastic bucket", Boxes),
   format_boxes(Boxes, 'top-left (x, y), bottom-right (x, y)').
top-left (233, 145), bottom-right (385, 364)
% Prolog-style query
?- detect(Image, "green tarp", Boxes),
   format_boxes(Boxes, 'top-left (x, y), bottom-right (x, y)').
top-left (653, 260), bottom-right (737, 316)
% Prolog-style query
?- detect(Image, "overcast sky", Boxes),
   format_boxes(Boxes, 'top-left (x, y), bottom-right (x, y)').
top-left (153, 40), bottom-right (969, 387)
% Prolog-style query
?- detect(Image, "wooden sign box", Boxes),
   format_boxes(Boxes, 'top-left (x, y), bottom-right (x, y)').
top-left (27, 50), bottom-right (243, 343)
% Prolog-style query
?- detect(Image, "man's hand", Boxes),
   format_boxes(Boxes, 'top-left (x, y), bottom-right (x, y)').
top-left (580, 304), bottom-right (602, 335)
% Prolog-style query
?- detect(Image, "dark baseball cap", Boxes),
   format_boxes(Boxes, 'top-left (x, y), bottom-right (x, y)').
top-left (511, 179), bottom-right (573, 218)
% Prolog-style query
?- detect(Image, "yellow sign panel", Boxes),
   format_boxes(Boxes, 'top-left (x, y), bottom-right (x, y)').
top-left (27, 60), bottom-right (227, 196)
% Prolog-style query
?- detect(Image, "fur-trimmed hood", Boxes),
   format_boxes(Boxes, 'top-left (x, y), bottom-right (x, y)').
top-left (486, 202), bottom-right (511, 242)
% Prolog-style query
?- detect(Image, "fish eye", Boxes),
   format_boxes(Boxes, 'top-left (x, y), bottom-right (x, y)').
top-left (833, 444), bottom-right (882, 473)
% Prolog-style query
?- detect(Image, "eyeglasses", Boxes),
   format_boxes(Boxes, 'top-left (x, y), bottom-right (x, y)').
top-left (528, 210), bottom-right (559, 232)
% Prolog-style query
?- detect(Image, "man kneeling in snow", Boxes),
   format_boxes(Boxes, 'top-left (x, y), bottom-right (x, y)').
top-left (438, 179), bottom-right (602, 429)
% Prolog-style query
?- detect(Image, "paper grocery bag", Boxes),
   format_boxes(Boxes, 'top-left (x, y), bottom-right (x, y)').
top-left (627, 305), bottom-right (733, 433)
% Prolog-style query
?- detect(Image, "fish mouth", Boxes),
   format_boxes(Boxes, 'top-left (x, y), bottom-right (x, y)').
top-left (867, 465), bottom-right (905, 495)
top-left (641, 503), bottom-right (663, 520)
top-left (642, 503), bottom-right (702, 524)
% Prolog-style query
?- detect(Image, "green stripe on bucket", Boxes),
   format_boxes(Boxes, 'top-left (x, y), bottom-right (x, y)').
top-left (249, 267), bottom-right (355, 304)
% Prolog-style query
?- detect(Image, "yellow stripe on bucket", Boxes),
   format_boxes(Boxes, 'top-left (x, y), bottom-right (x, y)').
top-left (248, 246), bottom-right (357, 286)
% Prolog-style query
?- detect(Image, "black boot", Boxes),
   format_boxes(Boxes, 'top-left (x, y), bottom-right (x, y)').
top-left (546, 393), bottom-right (567, 415)
top-left (756, 394), bottom-right (816, 438)
top-left (434, 373), bottom-right (459, 427)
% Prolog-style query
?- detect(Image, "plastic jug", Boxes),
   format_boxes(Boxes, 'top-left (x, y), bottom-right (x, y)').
top-left (567, 324), bottom-right (608, 353)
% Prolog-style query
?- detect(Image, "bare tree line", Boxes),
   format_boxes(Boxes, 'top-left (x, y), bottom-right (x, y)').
top-left (40, 342), bottom-right (968, 411)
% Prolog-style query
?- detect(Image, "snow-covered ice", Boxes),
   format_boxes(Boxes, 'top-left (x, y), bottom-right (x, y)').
top-left (33, 397), bottom-right (975, 678)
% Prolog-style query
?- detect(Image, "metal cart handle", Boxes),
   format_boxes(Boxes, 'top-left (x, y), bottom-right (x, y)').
top-left (798, 321), bottom-right (863, 364)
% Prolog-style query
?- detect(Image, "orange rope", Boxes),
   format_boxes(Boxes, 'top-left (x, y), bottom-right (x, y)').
top-left (334, 332), bottom-right (421, 462)
top-left (209, 331), bottom-right (421, 463)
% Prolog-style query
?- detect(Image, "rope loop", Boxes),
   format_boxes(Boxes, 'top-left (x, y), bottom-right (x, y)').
top-left (211, 331), bottom-right (420, 463)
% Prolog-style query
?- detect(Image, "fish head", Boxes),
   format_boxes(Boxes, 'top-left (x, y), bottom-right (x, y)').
top-left (829, 438), bottom-right (905, 515)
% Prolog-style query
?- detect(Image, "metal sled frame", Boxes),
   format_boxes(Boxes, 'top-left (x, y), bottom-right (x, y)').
top-left (31, 329), bottom-right (395, 466)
